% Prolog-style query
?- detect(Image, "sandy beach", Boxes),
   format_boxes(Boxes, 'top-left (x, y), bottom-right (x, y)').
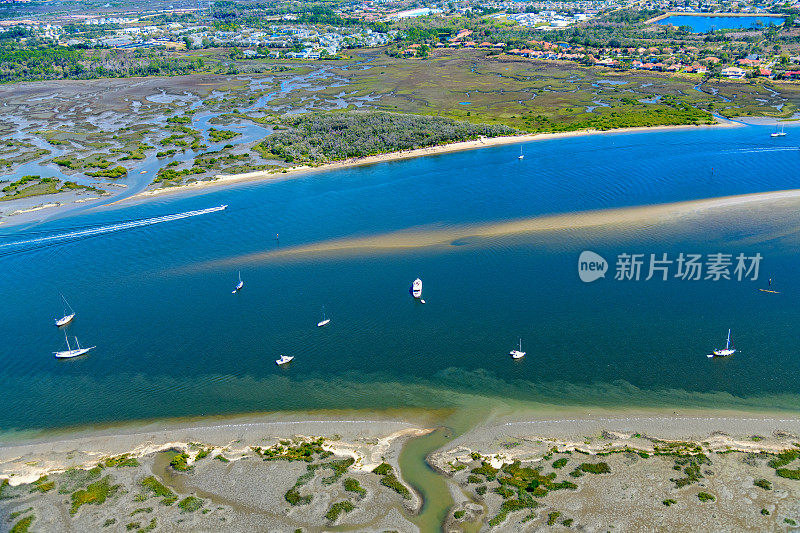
top-left (2, 406), bottom-right (799, 532)
top-left (121, 122), bottom-right (733, 204)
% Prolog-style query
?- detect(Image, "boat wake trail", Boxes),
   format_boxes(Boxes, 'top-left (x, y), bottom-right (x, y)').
top-left (0, 205), bottom-right (227, 252)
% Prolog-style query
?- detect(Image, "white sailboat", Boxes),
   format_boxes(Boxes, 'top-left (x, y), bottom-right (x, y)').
top-left (708, 329), bottom-right (736, 358)
top-left (518, 146), bottom-right (524, 160)
top-left (54, 330), bottom-right (95, 359)
top-left (54, 294), bottom-right (75, 327)
top-left (275, 354), bottom-right (294, 365)
top-left (771, 124), bottom-right (786, 137)
top-left (317, 305), bottom-right (330, 327)
top-left (232, 271), bottom-right (244, 293)
top-left (411, 278), bottom-right (425, 303)
top-left (509, 338), bottom-right (526, 359)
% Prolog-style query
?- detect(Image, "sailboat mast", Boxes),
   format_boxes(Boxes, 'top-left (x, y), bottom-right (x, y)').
top-left (726, 329), bottom-right (731, 349)
top-left (64, 329), bottom-right (71, 351)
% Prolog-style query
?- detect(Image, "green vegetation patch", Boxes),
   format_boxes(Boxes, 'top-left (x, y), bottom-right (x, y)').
top-left (10, 516), bottom-right (33, 533)
top-left (471, 461), bottom-right (499, 481)
top-left (548, 511), bottom-right (561, 525)
top-left (776, 468), bottom-right (800, 480)
top-left (697, 491), bottom-right (715, 502)
top-left (255, 111), bottom-right (518, 165)
top-left (257, 438), bottom-right (330, 462)
top-left (325, 500), bottom-right (355, 522)
top-left (86, 165), bottom-right (127, 179)
top-left (104, 454), bottom-right (140, 468)
top-left (453, 510), bottom-right (465, 519)
top-left (70, 475), bottom-right (120, 514)
top-left (140, 476), bottom-right (177, 505)
top-left (372, 462), bottom-right (393, 476)
top-left (670, 454), bottom-right (711, 488)
top-left (663, 498), bottom-right (677, 506)
top-left (754, 478), bottom-right (772, 490)
top-left (343, 477), bottom-right (366, 497)
top-left (321, 457), bottom-right (355, 485)
top-left (488, 498), bottom-right (538, 527)
top-left (578, 462), bottom-right (611, 474)
top-left (380, 473), bottom-right (411, 499)
top-left (169, 452), bottom-right (191, 472)
top-left (177, 496), bottom-right (204, 513)
top-left (208, 128), bottom-right (242, 142)
top-left (552, 458), bottom-right (569, 469)
top-left (30, 476), bottom-right (54, 493)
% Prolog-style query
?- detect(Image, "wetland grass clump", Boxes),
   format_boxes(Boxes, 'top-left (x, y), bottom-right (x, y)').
top-left (371, 462), bottom-right (410, 498)
top-left (471, 461), bottom-right (499, 481)
top-left (754, 478), bottom-right (772, 490)
top-left (103, 454), bottom-right (140, 468)
top-left (260, 438), bottom-right (328, 462)
top-left (697, 491), bottom-right (715, 502)
top-left (548, 511), bottom-right (561, 525)
top-left (453, 510), bottom-right (465, 519)
top-left (552, 458), bottom-right (568, 469)
top-left (475, 485), bottom-right (487, 495)
top-left (578, 462), bottom-right (611, 475)
top-left (324, 500), bottom-right (355, 522)
top-left (177, 496), bottom-right (204, 513)
top-left (776, 468), bottom-right (800, 480)
top-left (343, 478), bottom-right (366, 497)
top-left (140, 476), bottom-right (177, 505)
top-left (169, 452), bottom-right (191, 472)
top-left (321, 457), bottom-right (355, 485)
top-left (10, 516), bottom-right (33, 533)
top-left (30, 476), bottom-right (54, 493)
top-left (70, 476), bottom-right (120, 514)
top-left (663, 499), bottom-right (677, 506)
top-left (488, 498), bottom-right (538, 527)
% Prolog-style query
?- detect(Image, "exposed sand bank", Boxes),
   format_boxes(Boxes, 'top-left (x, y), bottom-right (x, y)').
top-left (190, 187), bottom-right (800, 269)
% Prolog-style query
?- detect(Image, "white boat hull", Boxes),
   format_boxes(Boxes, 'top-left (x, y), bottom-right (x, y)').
top-left (54, 346), bottom-right (94, 359)
top-left (709, 348), bottom-right (736, 358)
top-left (55, 313), bottom-right (75, 327)
top-left (276, 355), bottom-right (294, 365)
top-left (412, 278), bottom-right (422, 298)
top-left (317, 319), bottom-right (331, 327)
top-left (510, 350), bottom-right (526, 359)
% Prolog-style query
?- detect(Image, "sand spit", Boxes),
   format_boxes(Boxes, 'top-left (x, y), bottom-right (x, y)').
top-left (125, 122), bottom-right (730, 203)
top-left (191, 187), bottom-right (800, 269)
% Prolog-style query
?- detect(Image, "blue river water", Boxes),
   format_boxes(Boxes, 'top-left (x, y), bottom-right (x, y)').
top-left (1, 122), bottom-right (800, 435)
top-left (656, 15), bottom-right (785, 32)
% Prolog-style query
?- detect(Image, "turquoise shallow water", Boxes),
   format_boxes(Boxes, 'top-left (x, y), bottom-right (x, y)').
top-left (2, 123), bottom-right (800, 434)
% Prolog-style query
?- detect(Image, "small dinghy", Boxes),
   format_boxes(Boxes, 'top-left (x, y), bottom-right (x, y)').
top-left (276, 354), bottom-right (294, 366)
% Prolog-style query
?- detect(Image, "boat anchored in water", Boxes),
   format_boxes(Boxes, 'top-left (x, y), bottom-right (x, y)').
top-left (232, 271), bottom-right (244, 293)
top-left (54, 330), bottom-right (95, 359)
top-left (317, 305), bottom-right (331, 327)
top-left (518, 146), bottom-right (524, 160)
top-left (771, 124), bottom-right (787, 138)
top-left (708, 329), bottom-right (736, 358)
top-left (412, 278), bottom-right (425, 303)
top-left (510, 338), bottom-right (526, 359)
top-left (54, 294), bottom-right (75, 327)
top-left (276, 354), bottom-right (294, 366)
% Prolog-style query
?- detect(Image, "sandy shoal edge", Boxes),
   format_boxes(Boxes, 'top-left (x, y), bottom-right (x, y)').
top-left (3, 405), bottom-right (798, 485)
top-left (188, 186), bottom-right (800, 269)
top-left (119, 122), bottom-right (734, 204)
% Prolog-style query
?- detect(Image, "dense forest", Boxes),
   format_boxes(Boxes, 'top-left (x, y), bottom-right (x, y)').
top-left (256, 112), bottom-right (519, 164)
top-left (0, 46), bottom-right (208, 83)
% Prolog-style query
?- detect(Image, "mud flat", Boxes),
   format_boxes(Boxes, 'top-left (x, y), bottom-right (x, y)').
top-left (432, 410), bottom-right (800, 532)
top-left (0, 414), bottom-right (430, 532)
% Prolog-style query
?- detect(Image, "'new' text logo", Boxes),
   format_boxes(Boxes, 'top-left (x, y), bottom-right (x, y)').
top-left (578, 251), bottom-right (607, 283)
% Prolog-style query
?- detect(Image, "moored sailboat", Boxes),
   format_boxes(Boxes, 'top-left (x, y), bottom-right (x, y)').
top-left (317, 305), bottom-right (330, 327)
top-left (54, 330), bottom-right (95, 359)
top-left (708, 329), bottom-right (736, 358)
top-left (232, 271), bottom-right (244, 293)
top-left (55, 294), bottom-right (75, 327)
top-left (510, 338), bottom-right (526, 359)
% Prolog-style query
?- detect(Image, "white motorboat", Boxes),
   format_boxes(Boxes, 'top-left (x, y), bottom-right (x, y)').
top-left (54, 330), bottom-right (94, 359)
top-left (412, 278), bottom-right (422, 299)
top-left (708, 329), bottom-right (736, 358)
top-left (232, 271), bottom-right (244, 293)
top-left (317, 305), bottom-right (330, 327)
top-left (509, 338), bottom-right (526, 359)
top-left (275, 354), bottom-right (294, 365)
top-left (55, 294), bottom-right (75, 327)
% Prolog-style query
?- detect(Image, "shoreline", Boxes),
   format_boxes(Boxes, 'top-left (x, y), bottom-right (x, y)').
top-left (121, 122), bottom-right (732, 204)
top-left (3, 404), bottom-right (798, 484)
